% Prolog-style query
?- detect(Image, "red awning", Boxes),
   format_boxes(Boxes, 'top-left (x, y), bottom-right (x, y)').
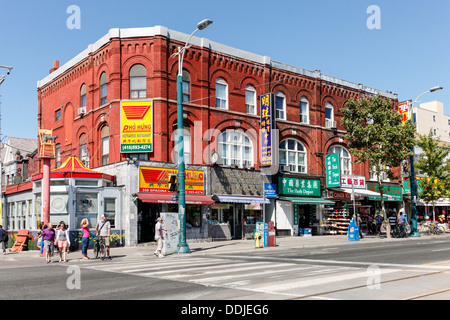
top-left (136, 193), bottom-right (215, 205)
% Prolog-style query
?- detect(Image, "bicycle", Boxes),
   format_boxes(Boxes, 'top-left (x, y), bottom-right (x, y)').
top-left (93, 236), bottom-right (107, 260)
top-left (422, 221), bottom-right (445, 235)
top-left (392, 223), bottom-right (408, 238)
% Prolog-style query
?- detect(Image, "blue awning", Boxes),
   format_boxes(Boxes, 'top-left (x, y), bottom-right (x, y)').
top-left (213, 195), bottom-right (270, 204)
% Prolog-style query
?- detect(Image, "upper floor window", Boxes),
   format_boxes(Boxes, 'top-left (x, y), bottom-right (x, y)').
top-left (79, 133), bottom-right (88, 167)
top-left (129, 64), bottom-right (146, 99)
top-left (55, 144), bottom-right (61, 168)
top-left (275, 91), bottom-right (286, 120)
top-left (100, 125), bottom-right (109, 166)
top-left (327, 145), bottom-right (351, 175)
top-left (325, 102), bottom-right (335, 128)
top-left (245, 85), bottom-right (256, 115)
top-left (218, 130), bottom-right (253, 168)
top-left (300, 97), bottom-right (309, 124)
top-left (100, 72), bottom-right (107, 105)
top-left (173, 128), bottom-right (191, 165)
top-left (80, 84), bottom-right (87, 108)
top-left (215, 78), bottom-right (228, 109)
top-left (182, 69), bottom-right (191, 103)
top-left (279, 139), bottom-right (307, 173)
top-left (55, 109), bottom-right (61, 122)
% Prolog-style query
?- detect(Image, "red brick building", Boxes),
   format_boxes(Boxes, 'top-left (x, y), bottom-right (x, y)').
top-left (33, 26), bottom-right (403, 244)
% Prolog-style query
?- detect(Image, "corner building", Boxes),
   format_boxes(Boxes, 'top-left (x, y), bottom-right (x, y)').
top-left (37, 26), bottom-right (401, 246)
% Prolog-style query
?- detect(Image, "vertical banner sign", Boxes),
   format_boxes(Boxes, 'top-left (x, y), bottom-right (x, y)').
top-left (326, 153), bottom-right (341, 187)
top-left (260, 93), bottom-right (274, 166)
top-left (120, 100), bottom-right (153, 153)
top-left (398, 101), bottom-right (411, 126)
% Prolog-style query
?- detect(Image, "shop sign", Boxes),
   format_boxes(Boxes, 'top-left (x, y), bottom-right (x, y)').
top-left (367, 184), bottom-right (403, 201)
top-left (341, 175), bottom-right (366, 189)
top-left (278, 177), bottom-right (321, 197)
top-left (402, 176), bottom-right (424, 195)
top-left (398, 101), bottom-right (411, 126)
top-left (264, 183), bottom-right (277, 198)
top-left (139, 167), bottom-right (205, 194)
top-left (120, 100), bottom-right (153, 153)
top-left (327, 189), bottom-right (363, 201)
top-left (326, 153), bottom-right (341, 187)
top-left (260, 93), bottom-right (274, 166)
top-left (211, 167), bottom-right (267, 196)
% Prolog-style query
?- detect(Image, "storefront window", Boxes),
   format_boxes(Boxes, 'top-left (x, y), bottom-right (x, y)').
top-left (104, 198), bottom-right (116, 228)
top-left (76, 193), bottom-right (98, 228)
top-left (50, 193), bottom-right (69, 226)
top-left (168, 204), bottom-right (202, 227)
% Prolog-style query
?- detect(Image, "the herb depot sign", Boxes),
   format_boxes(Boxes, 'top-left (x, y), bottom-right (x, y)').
top-left (278, 177), bottom-right (321, 197)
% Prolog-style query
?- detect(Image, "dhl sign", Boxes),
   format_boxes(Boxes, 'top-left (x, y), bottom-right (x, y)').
top-left (139, 167), bottom-right (205, 194)
top-left (120, 100), bottom-right (153, 153)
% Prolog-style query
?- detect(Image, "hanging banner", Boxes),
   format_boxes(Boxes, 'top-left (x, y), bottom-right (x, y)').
top-left (120, 100), bottom-right (153, 153)
top-left (260, 93), bottom-right (274, 166)
top-left (398, 101), bottom-right (411, 126)
top-left (326, 153), bottom-right (341, 188)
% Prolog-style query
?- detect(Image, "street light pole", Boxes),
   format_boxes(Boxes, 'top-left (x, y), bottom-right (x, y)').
top-left (409, 86), bottom-right (443, 237)
top-left (173, 20), bottom-right (213, 254)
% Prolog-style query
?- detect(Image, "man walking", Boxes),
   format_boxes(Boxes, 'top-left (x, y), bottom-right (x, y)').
top-left (0, 225), bottom-right (8, 255)
top-left (96, 214), bottom-right (111, 260)
top-left (154, 217), bottom-right (167, 258)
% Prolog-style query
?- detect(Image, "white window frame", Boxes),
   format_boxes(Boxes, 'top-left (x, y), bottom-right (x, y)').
top-left (279, 139), bottom-right (307, 173)
top-left (276, 91), bottom-right (286, 120)
top-left (327, 145), bottom-right (351, 176)
top-left (215, 77), bottom-right (228, 109)
top-left (245, 85), bottom-right (257, 115)
top-left (325, 102), bottom-right (334, 128)
top-left (218, 130), bottom-right (253, 168)
top-left (300, 96), bottom-right (309, 124)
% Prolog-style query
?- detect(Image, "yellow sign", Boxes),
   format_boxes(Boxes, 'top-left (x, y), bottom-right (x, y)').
top-left (398, 101), bottom-right (411, 126)
top-left (120, 100), bottom-right (153, 153)
top-left (139, 167), bottom-right (205, 194)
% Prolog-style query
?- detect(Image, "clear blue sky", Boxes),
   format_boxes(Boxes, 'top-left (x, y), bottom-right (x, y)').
top-left (0, 0), bottom-right (449, 139)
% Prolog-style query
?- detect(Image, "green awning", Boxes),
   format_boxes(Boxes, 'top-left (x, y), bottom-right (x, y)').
top-left (279, 197), bottom-right (335, 205)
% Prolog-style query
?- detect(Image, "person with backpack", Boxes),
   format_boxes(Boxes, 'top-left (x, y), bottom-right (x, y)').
top-left (0, 225), bottom-right (8, 255)
top-left (96, 214), bottom-right (111, 260)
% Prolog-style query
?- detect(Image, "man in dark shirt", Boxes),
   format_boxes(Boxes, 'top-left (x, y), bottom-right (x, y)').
top-left (0, 225), bottom-right (7, 255)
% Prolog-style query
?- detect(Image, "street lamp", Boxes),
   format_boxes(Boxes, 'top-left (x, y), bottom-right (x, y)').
top-left (172, 19), bottom-right (213, 254)
top-left (409, 86), bottom-right (443, 237)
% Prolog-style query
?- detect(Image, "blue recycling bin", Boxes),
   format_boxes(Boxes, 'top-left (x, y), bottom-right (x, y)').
top-left (256, 222), bottom-right (269, 247)
top-left (348, 219), bottom-right (360, 241)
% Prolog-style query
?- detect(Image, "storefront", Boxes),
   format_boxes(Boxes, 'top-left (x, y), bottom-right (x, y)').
top-left (135, 166), bottom-right (214, 242)
top-left (210, 167), bottom-right (270, 239)
top-left (366, 183), bottom-right (403, 217)
top-left (276, 176), bottom-right (334, 236)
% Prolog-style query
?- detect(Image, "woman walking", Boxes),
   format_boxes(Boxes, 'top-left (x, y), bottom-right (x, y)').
top-left (80, 218), bottom-right (90, 260)
top-left (55, 221), bottom-right (71, 262)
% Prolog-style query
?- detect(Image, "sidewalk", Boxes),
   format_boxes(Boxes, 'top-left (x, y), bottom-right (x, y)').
top-left (2, 232), bottom-right (449, 262)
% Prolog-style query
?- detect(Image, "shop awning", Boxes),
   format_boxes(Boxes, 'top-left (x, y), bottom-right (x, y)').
top-left (330, 188), bottom-right (382, 198)
top-left (213, 195), bottom-right (270, 204)
top-left (279, 197), bottom-right (335, 205)
top-left (136, 193), bottom-right (215, 205)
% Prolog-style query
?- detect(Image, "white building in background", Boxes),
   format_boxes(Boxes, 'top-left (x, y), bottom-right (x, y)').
top-left (412, 100), bottom-right (450, 143)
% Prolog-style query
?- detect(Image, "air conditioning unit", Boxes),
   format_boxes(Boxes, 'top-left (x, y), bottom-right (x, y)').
top-left (325, 119), bottom-right (337, 128)
top-left (280, 165), bottom-right (290, 172)
top-left (78, 107), bottom-right (86, 115)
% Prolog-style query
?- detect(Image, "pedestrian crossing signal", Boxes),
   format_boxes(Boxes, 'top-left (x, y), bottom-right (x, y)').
top-left (168, 174), bottom-right (178, 192)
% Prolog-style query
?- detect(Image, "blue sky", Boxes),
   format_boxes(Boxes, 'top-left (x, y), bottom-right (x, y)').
top-left (0, 0), bottom-right (449, 139)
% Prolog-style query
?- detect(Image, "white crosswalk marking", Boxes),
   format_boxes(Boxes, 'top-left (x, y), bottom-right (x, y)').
top-left (79, 256), bottom-right (384, 298)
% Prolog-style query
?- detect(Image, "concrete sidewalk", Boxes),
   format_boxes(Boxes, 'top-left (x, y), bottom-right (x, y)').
top-left (2, 232), bottom-right (449, 262)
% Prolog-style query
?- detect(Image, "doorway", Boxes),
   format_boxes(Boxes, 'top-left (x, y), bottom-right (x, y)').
top-left (138, 202), bottom-right (159, 243)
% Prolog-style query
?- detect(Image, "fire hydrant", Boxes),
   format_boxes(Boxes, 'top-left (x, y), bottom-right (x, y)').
top-left (254, 232), bottom-right (261, 248)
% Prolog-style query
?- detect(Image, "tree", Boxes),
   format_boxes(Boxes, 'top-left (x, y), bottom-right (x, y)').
top-left (415, 129), bottom-right (450, 220)
top-left (341, 95), bottom-right (416, 237)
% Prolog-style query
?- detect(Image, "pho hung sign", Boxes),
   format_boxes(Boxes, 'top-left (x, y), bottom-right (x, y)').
top-left (139, 167), bottom-right (205, 194)
top-left (120, 100), bottom-right (153, 153)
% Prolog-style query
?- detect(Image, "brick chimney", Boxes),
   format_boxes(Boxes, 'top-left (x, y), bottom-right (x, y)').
top-left (49, 60), bottom-right (59, 74)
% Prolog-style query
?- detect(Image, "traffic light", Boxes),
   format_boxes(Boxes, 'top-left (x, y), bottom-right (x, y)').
top-left (168, 174), bottom-right (178, 192)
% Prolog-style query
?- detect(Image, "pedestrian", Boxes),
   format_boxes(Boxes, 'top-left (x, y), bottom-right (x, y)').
top-left (36, 223), bottom-right (46, 256)
top-left (80, 218), bottom-right (90, 260)
top-left (96, 214), bottom-right (111, 260)
top-left (55, 221), bottom-right (70, 263)
top-left (41, 223), bottom-right (56, 263)
top-left (0, 225), bottom-right (8, 255)
top-left (389, 212), bottom-right (397, 235)
top-left (357, 214), bottom-right (364, 239)
top-left (154, 217), bottom-right (167, 258)
top-left (375, 212), bottom-right (383, 235)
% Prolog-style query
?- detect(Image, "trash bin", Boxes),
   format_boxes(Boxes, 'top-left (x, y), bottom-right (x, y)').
top-left (268, 222), bottom-right (276, 247)
top-left (348, 219), bottom-right (360, 241)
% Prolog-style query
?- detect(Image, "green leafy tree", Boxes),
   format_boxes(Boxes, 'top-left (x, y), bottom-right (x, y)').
top-left (415, 129), bottom-right (450, 219)
top-left (341, 95), bottom-right (416, 237)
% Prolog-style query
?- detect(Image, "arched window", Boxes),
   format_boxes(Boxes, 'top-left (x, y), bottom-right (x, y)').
top-left (327, 145), bottom-right (351, 175)
top-left (276, 91), bottom-right (286, 120)
top-left (129, 64), bottom-right (146, 99)
top-left (245, 85), bottom-right (256, 115)
top-left (173, 128), bottom-right (191, 165)
top-left (100, 72), bottom-right (107, 105)
top-left (79, 133), bottom-right (88, 167)
top-left (80, 84), bottom-right (87, 108)
top-left (218, 130), bottom-right (253, 168)
top-left (300, 96), bottom-right (309, 124)
top-left (215, 77), bottom-right (228, 109)
top-left (325, 102), bottom-right (334, 128)
top-left (279, 139), bottom-right (307, 173)
top-left (100, 125), bottom-right (109, 165)
top-left (182, 69), bottom-right (191, 102)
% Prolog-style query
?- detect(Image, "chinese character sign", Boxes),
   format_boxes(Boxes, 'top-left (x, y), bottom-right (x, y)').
top-left (341, 175), bottom-right (366, 189)
top-left (326, 153), bottom-right (341, 187)
top-left (278, 177), bottom-right (321, 197)
top-left (260, 93), bottom-right (274, 166)
top-left (398, 101), bottom-right (411, 126)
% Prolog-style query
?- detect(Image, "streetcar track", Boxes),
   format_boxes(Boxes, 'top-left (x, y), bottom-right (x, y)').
top-left (405, 288), bottom-right (450, 300)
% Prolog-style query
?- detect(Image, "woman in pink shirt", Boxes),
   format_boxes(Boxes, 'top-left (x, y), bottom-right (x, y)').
top-left (80, 218), bottom-right (90, 260)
